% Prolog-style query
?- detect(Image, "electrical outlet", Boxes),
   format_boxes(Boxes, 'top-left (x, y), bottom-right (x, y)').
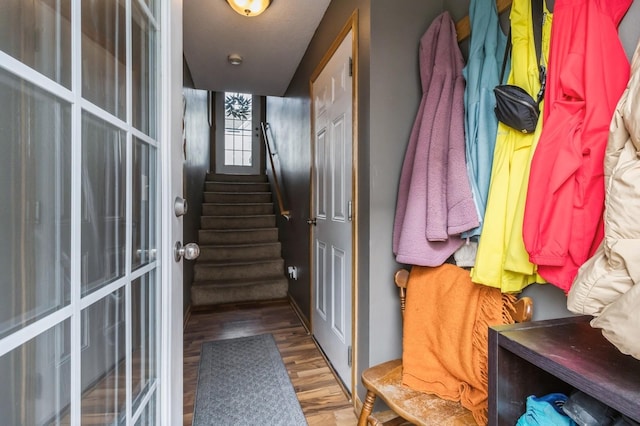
top-left (287, 266), bottom-right (298, 280)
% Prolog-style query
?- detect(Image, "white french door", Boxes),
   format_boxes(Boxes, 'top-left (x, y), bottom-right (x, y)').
top-left (0, 0), bottom-right (182, 424)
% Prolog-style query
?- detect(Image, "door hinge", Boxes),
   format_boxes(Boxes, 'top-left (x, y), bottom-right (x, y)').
top-left (348, 345), bottom-right (352, 367)
top-left (349, 57), bottom-right (353, 77)
top-left (348, 200), bottom-right (353, 221)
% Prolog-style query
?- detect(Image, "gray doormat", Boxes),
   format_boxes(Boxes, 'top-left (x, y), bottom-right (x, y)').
top-left (193, 334), bottom-right (307, 426)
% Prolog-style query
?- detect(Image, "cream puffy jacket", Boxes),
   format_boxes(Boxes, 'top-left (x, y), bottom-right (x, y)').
top-left (567, 39), bottom-right (640, 360)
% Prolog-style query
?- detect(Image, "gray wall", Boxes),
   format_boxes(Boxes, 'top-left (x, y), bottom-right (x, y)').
top-left (266, 0), bottom-right (371, 398)
top-left (263, 95), bottom-right (310, 317)
top-left (267, 0), bottom-right (449, 401)
top-left (182, 64), bottom-right (211, 313)
top-left (267, 0), bottom-right (640, 404)
top-left (266, 0), bottom-right (371, 325)
top-left (620, 0), bottom-right (640, 60)
top-left (367, 0), bottom-right (444, 366)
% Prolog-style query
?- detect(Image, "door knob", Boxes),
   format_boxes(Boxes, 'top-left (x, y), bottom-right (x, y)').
top-left (174, 241), bottom-right (200, 262)
top-left (306, 218), bottom-right (317, 226)
top-left (174, 197), bottom-right (188, 217)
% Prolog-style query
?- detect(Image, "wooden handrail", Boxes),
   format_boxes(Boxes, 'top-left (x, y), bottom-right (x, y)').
top-left (261, 122), bottom-right (291, 220)
top-left (456, 0), bottom-right (512, 42)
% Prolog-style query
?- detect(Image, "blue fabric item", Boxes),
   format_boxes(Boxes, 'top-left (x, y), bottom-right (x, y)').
top-left (516, 393), bottom-right (577, 426)
top-left (462, 0), bottom-right (509, 238)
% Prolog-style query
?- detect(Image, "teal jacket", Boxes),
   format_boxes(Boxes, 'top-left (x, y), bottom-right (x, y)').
top-left (462, 0), bottom-right (508, 238)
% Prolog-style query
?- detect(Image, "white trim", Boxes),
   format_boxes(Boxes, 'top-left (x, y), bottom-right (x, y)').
top-left (80, 98), bottom-right (159, 149)
top-left (159, 0), bottom-right (184, 424)
top-left (132, 127), bottom-right (160, 147)
top-left (78, 263), bottom-right (158, 311)
top-left (80, 99), bottom-right (132, 133)
top-left (80, 281), bottom-right (128, 310)
top-left (131, 262), bottom-right (158, 281)
top-left (125, 0), bottom-right (134, 421)
top-left (135, 0), bottom-right (160, 31)
top-left (70, 0), bottom-right (83, 423)
top-left (125, 280), bottom-right (134, 423)
top-left (0, 50), bottom-right (74, 103)
top-left (131, 381), bottom-right (159, 423)
top-left (0, 306), bottom-right (73, 358)
top-left (126, 0), bottom-right (134, 131)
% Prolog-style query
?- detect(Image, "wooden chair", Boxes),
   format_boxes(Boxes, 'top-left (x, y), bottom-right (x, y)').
top-left (357, 269), bottom-right (533, 426)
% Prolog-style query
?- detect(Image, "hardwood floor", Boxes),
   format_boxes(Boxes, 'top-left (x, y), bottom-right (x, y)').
top-left (183, 300), bottom-right (358, 425)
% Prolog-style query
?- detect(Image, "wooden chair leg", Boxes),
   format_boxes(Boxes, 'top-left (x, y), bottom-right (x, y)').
top-left (358, 390), bottom-right (377, 426)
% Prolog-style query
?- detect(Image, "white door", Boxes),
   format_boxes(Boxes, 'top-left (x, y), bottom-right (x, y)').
top-left (0, 0), bottom-right (183, 424)
top-left (310, 30), bottom-right (353, 390)
top-left (215, 92), bottom-right (262, 175)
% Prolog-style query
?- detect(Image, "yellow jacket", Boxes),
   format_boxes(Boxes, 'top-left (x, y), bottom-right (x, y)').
top-left (471, 0), bottom-right (552, 292)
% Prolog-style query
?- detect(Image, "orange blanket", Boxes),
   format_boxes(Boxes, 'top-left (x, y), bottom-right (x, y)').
top-left (402, 264), bottom-right (515, 425)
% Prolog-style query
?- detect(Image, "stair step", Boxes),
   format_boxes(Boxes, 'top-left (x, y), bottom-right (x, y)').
top-left (191, 277), bottom-right (288, 306)
top-left (198, 242), bottom-right (282, 262)
top-left (205, 181), bottom-right (270, 193)
top-left (201, 215), bottom-right (276, 230)
top-left (203, 192), bottom-right (272, 203)
top-left (193, 173), bottom-right (287, 306)
top-left (202, 203), bottom-right (274, 216)
top-left (194, 258), bottom-right (284, 281)
top-left (206, 173), bottom-right (268, 183)
top-left (198, 228), bottom-right (279, 245)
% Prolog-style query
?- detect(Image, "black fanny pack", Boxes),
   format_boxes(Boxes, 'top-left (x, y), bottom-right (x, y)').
top-left (494, 0), bottom-right (546, 134)
top-left (494, 67), bottom-right (546, 134)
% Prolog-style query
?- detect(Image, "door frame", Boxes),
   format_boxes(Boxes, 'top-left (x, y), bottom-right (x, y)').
top-left (308, 10), bottom-right (359, 396)
top-left (159, 0), bottom-right (184, 424)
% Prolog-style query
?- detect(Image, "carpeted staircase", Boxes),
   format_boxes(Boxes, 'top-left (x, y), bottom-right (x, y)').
top-left (191, 173), bottom-right (289, 306)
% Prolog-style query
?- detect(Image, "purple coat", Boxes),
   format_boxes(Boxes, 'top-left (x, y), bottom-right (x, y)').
top-left (393, 11), bottom-right (479, 266)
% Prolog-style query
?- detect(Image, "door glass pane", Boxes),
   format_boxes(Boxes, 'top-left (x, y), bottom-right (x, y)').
top-left (0, 0), bottom-right (71, 88)
top-left (82, 0), bottom-right (126, 120)
top-left (223, 92), bottom-right (253, 166)
top-left (0, 320), bottom-right (71, 425)
top-left (134, 393), bottom-right (156, 426)
top-left (0, 69), bottom-right (71, 339)
top-left (132, 272), bottom-right (157, 412)
top-left (81, 288), bottom-right (126, 425)
top-left (132, 1), bottom-right (157, 138)
top-left (82, 112), bottom-right (126, 296)
top-left (132, 139), bottom-right (157, 270)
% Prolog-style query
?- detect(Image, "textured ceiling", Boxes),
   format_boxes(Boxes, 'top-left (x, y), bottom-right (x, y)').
top-left (183, 0), bottom-right (331, 96)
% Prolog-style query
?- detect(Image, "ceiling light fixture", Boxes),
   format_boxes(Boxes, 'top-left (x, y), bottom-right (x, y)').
top-left (228, 53), bottom-right (243, 65)
top-left (226, 0), bottom-right (272, 17)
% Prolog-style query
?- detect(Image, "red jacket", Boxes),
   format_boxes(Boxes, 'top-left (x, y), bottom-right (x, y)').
top-left (523, 0), bottom-right (631, 292)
